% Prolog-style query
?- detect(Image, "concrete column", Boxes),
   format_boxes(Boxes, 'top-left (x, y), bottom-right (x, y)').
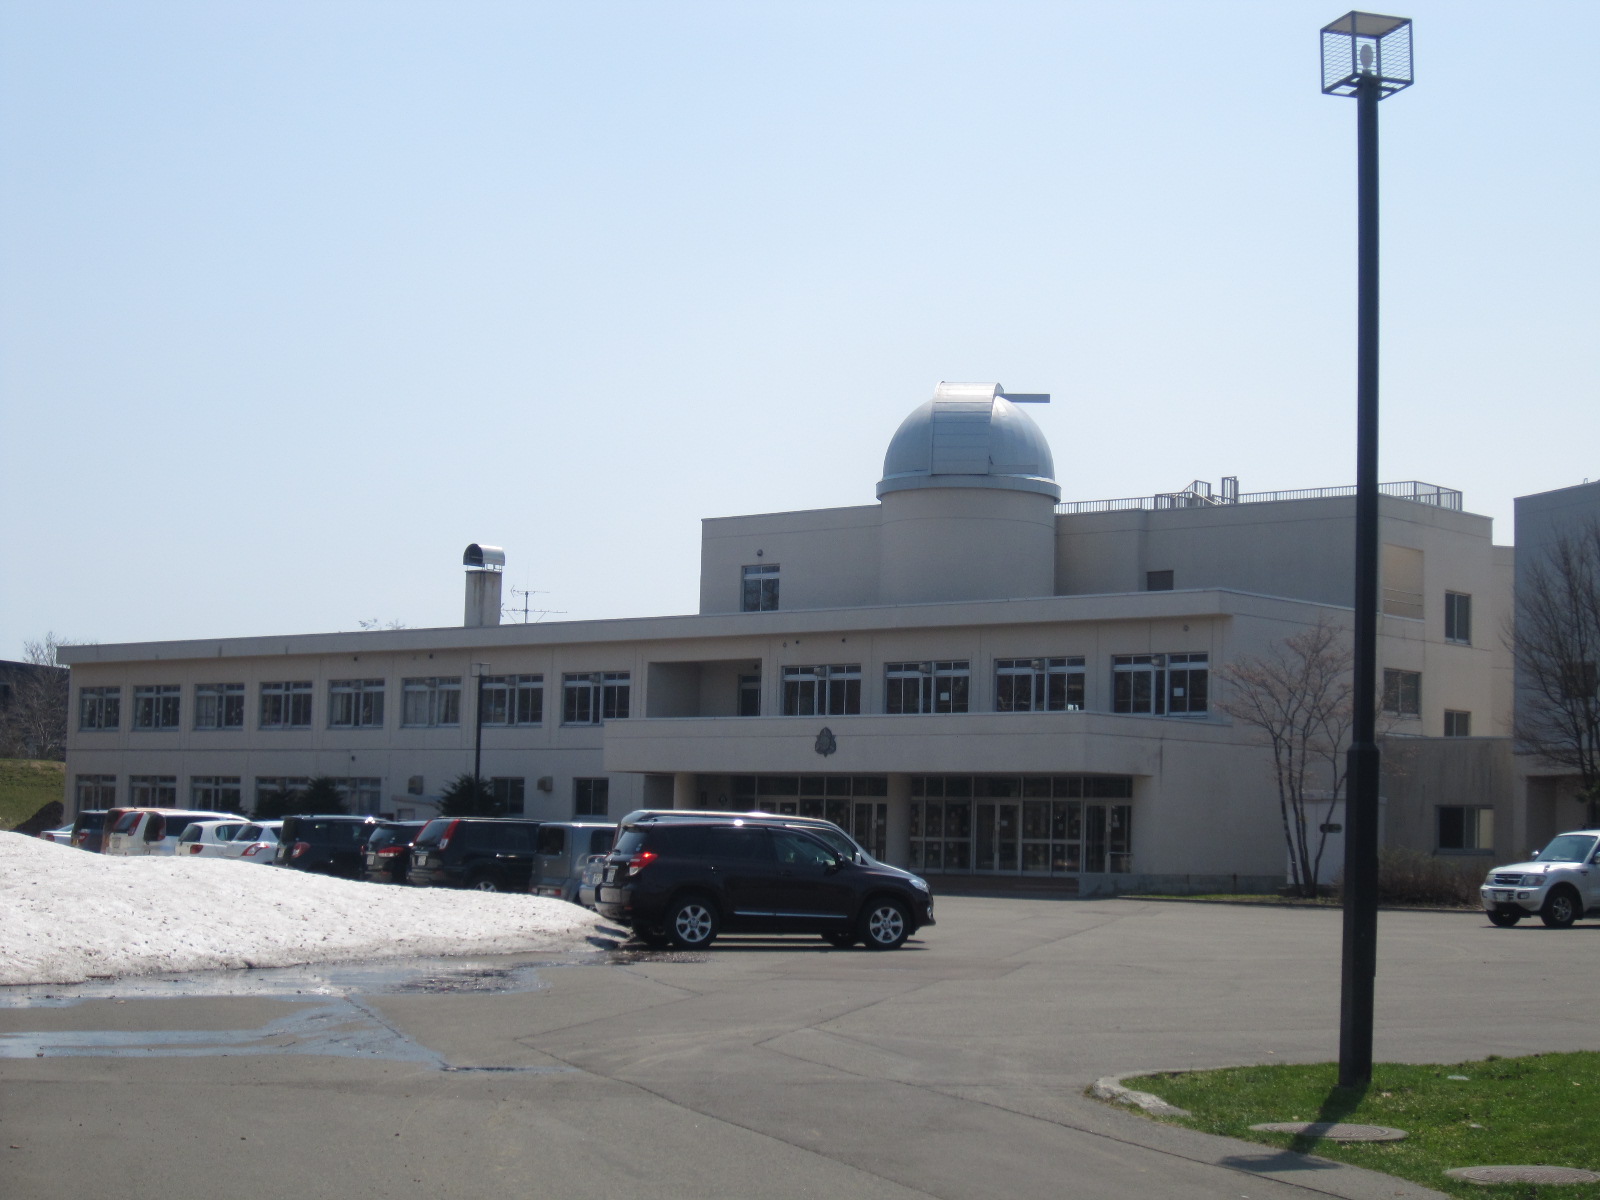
top-left (672, 772), bottom-right (697, 810)
top-left (885, 773), bottom-right (913, 868)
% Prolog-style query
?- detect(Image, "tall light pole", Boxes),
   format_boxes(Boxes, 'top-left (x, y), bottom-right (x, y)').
top-left (1320, 11), bottom-right (1414, 1089)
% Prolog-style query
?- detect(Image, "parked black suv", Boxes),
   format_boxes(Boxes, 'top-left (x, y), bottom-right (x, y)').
top-left (594, 816), bottom-right (935, 950)
top-left (405, 817), bottom-right (544, 892)
top-left (362, 820), bottom-right (429, 884)
top-left (274, 815), bottom-right (383, 878)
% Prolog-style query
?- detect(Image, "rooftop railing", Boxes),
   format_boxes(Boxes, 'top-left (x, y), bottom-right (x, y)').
top-left (1057, 480), bottom-right (1462, 515)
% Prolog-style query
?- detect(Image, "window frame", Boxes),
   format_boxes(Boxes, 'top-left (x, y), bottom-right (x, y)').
top-left (190, 775), bottom-right (243, 811)
top-left (479, 674), bottom-right (544, 727)
top-left (1443, 709), bottom-right (1472, 737)
top-left (562, 672), bottom-right (630, 725)
top-left (329, 679), bottom-right (386, 729)
top-left (1437, 804), bottom-right (1493, 853)
top-left (260, 681), bottom-right (313, 730)
top-left (1111, 653), bottom-right (1209, 717)
top-left (741, 563), bottom-right (780, 613)
top-left (781, 664), bottom-right (862, 717)
top-left (131, 685), bottom-right (181, 732)
top-left (994, 657), bottom-right (1086, 713)
top-left (884, 661), bottom-right (970, 715)
top-left (78, 686), bottom-right (121, 731)
top-left (401, 676), bottom-right (462, 728)
top-left (574, 777), bottom-right (610, 817)
top-left (1444, 591), bottom-right (1472, 645)
top-left (1381, 668), bottom-right (1422, 718)
top-left (194, 683), bottom-right (245, 731)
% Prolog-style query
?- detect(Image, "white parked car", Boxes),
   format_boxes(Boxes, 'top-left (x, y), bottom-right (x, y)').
top-left (228, 821), bottom-right (284, 865)
top-left (38, 824), bottom-right (76, 846)
top-left (103, 809), bottom-right (242, 856)
top-left (1481, 830), bottom-right (1600, 928)
top-left (174, 819), bottom-right (256, 858)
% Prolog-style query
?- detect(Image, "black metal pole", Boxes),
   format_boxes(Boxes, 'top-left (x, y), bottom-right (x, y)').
top-left (1339, 71), bottom-right (1382, 1090)
top-left (473, 670), bottom-right (485, 785)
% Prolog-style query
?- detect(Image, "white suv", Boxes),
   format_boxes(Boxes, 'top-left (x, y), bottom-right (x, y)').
top-left (1481, 830), bottom-right (1600, 928)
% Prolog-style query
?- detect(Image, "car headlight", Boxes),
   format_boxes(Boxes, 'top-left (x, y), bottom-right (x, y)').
top-left (909, 876), bottom-right (930, 893)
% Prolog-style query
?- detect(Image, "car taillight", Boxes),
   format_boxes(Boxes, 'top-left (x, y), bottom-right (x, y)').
top-left (242, 843), bottom-right (265, 857)
top-left (437, 820), bottom-right (460, 850)
top-left (290, 841), bottom-right (311, 858)
top-left (189, 844), bottom-right (203, 854)
top-left (625, 850), bottom-right (658, 875)
top-left (377, 846), bottom-right (405, 858)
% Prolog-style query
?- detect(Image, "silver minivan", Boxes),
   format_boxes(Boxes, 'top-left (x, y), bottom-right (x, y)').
top-left (530, 822), bottom-right (617, 903)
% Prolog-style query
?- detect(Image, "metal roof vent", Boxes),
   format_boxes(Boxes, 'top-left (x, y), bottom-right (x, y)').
top-left (463, 543), bottom-right (505, 570)
top-left (463, 544), bottom-right (504, 627)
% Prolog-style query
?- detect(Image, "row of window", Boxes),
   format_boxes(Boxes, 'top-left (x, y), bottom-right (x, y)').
top-left (73, 774), bottom-right (611, 817)
top-left (777, 654), bottom-right (1210, 717)
top-left (77, 673), bottom-right (631, 733)
top-left (78, 658), bottom-right (1470, 733)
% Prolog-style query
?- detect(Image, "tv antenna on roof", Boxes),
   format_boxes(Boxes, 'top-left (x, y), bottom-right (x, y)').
top-left (506, 587), bottom-right (564, 624)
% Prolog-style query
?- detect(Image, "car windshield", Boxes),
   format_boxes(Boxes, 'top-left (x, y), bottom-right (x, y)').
top-left (1534, 834), bottom-right (1599, 864)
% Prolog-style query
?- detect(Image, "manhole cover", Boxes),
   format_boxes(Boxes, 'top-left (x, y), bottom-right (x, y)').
top-left (1249, 1122), bottom-right (1408, 1142)
top-left (1446, 1165), bottom-right (1600, 1185)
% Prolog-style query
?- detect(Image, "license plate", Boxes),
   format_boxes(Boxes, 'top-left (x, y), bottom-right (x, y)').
top-left (1495, 890), bottom-right (1514, 902)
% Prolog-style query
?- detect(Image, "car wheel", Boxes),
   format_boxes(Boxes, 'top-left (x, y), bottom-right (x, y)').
top-left (859, 898), bottom-right (910, 950)
top-left (1486, 909), bottom-right (1522, 927)
top-left (822, 931), bottom-right (856, 948)
top-left (468, 872), bottom-right (501, 893)
top-left (1540, 887), bottom-right (1580, 928)
top-left (666, 896), bottom-right (719, 949)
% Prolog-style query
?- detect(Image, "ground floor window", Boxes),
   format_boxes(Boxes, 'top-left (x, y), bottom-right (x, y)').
top-left (575, 777), bottom-right (609, 816)
top-left (1444, 709), bottom-right (1471, 737)
top-left (1438, 805), bottom-right (1493, 852)
top-left (255, 776), bottom-right (311, 813)
top-left (129, 775), bottom-right (178, 807)
top-left (730, 774), bottom-right (889, 859)
top-left (909, 775), bottom-right (1133, 875)
top-left (191, 776), bottom-right (242, 811)
top-left (76, 774), bottom-right (116, 809)
top-left (337, 778), bottom-right (384, 815)
top-left (491, 777), bottom-right (525, 815)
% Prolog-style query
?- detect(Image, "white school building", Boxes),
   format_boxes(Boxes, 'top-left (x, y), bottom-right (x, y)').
top-left (59, 383), bottom-right (1515, 892)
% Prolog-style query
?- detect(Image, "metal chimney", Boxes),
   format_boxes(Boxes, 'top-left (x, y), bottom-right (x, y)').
top-left (462, 544), bottom-right (505, 628)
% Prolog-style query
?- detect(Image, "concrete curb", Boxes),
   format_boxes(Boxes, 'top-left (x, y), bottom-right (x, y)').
top-left (1087, 1073), bottom-right (1191, 1118)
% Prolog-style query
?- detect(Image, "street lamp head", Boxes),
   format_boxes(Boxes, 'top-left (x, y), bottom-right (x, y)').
top-left (1321, 12), bottom-right (1413, 98)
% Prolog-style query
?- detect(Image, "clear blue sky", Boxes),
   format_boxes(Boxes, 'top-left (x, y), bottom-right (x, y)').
top-left (3, 1), bottom-right (1596, 653)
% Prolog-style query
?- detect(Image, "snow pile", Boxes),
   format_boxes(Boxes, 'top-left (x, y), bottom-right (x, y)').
top-left (0, 833), bottom-right (606, 986)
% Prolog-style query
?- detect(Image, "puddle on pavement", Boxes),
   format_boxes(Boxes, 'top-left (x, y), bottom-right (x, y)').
top-left (0, 947), bottom-right (701, 1068)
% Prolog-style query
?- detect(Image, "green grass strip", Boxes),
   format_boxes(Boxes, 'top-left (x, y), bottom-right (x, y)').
top-left (1124, 1053), bottom-right (1600, 1199)
top-left (0, 757), bottom-right (66, 830)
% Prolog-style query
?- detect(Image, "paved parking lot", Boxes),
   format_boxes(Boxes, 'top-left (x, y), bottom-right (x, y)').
top-left (4, 896), bottom-right (1595, 1200)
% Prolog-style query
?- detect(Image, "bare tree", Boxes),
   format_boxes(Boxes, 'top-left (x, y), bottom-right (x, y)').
top-left (0, 633), bottom-right (74, 761)
top-left (1512, 520), bottom-right (1600, 827)
top-left (1217, 618), bottom-right (1354, 898)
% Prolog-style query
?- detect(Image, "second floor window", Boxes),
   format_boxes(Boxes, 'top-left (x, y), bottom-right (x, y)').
top-left (1445, 592), bottom-right (1472, 644)
top-left (330, 679), bottom-right (385, 729)
top-left (563, 672), bottom-right (630, 724)
top-left (132, 685), bottom-right (181, 731)
top-left (194, 683), bottom-right (245, 731)
top-left (742, 563), bottom-right (780, 612)
top-left (480, 675), bottom-right (544, 726)
top-left (782, 664), bottom-right (861, 716)
top-left (995, 658), bottom-right (1084, 712)
top-left (1382, 668), bottom-right (1421, 717)
top-left (885, 661), bottom-right (970, 714)
top-left (1112, 653), bottom-right (1209, 716)
top-left (402, 677), bottom-right (461, 727)
top-left (260, 681), bottom-right (313, 729)
top-left (78, 686), bottom-right (121, 731)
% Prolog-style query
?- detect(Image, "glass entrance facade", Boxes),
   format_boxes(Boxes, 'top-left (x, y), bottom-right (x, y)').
top-left (910, 775), bottom-right (1133, 876)
top-left (731, 775), bottom-right (890, 859)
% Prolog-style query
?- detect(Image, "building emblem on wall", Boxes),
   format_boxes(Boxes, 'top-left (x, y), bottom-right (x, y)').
top-left (814, 727), bottom-right (837, 757)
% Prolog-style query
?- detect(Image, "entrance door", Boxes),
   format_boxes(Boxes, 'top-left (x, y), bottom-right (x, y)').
top-left (852, 802), bottom-right (887, 860)
top-left (974, 802), bottom-right (1020, 872)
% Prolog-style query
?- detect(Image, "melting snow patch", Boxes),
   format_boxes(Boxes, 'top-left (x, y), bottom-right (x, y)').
top-left (0, 833), bottom-right (605, 986)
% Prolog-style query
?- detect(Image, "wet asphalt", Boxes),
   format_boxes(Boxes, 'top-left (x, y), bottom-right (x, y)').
top-left (4, 896), bottom-right (1595, 1200)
